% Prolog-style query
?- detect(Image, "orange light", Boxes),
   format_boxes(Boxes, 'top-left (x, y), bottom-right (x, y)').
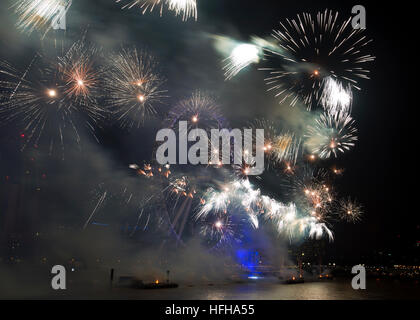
top-left (313, 70), bottom-right (320, 76)
top-left (138, 95), bottom-right (145, 102)
top-left (47, 89), bottom-right (56, 97)
top-left (155, 280), bottom-right (159, 284)
top-left (192, 115), bottom-right (198, 123)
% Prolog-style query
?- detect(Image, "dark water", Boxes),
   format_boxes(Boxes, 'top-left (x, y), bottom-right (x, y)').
top-left (106, 279), bottom-right (420, 300)
top-left (9, 278), bottom-right (417, 300)
top-left (1, 265), bottom-right (419, 299)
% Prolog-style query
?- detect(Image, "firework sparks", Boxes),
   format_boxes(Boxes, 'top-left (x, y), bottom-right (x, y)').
top-left (117, 0), bottom-right (164, 13)
top-left (223, 44), bottom-right (261, 80)
top-left (167, 0), bottom-right (197, 21)
top-left (271, 133), bottom-right (301, 166)
top-left (200, 214), bottom-right (239, 247)
top-left (247, 119), bottom-right (302, 171)
top-left (284, 165), bottom-right (336, 222)
top-left (260, 9), bottom-right (375, 108)
top-left (338, 197), bottom-right (363, 223)
top-left (320, 77), bottom-right (353, 115)
top-left (0, 40), bottom-right (105, 155)
top-left (166, 91), bottom-right (226, 131)
top-left (104, 47), bottom-right (167, 129)
top-left (197, 178), bottom-right (334, 242)
top-left (116, 0), bottom-right (197, 21)
top-left (305, 110), bottom-right (358, 159)
top-left (13, 0), bottom-right (72, 36)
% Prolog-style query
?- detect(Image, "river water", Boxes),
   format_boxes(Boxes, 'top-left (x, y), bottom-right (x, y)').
top-left (39, 278), bottom-right (419, 300)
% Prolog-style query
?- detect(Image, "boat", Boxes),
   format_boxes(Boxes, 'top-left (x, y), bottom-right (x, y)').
top-left (282, 275), bottom-right (305, 284)
top-left (318, 274), bottom-right (334, 280)
top-left (118, 276), bottom-right (178, 289)
top-left (141, 281), bottom-right (179, 289)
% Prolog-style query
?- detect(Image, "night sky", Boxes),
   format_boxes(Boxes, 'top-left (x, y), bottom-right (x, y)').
top-left (0, 0), bottom-right (414, 264)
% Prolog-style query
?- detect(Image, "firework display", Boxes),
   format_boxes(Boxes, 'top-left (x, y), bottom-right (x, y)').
top-left (103, 47), bottom-right (167, 129)
top-left (305, 110), bottom-right (358, 159)
top-left (0, 39), bottom-right (106, 155)
top-left (220, 10), bottom-right (374, 110)
top-left (261, 9), bottom-right (375, 108)
top-left (1, 6), bottom-right (370, 253)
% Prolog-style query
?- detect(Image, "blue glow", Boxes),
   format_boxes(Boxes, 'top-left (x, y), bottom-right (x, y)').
top-left (236, 249), bottom-right (261, 275)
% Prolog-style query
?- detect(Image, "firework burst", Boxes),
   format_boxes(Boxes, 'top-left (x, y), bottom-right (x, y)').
top-left (116, 0), bottom-right (197, 21)
top-left (0, 40), bottom-right (105, 155)
top-left (305, 110), bottom-right (358, 159)
top-left (338, 197), bottom-right (363, 223)
top-left (166, 90), bottom-right (226, 131)
top-left (284, 165), bottom-right (335, 222)
top-left (103, 47), bottom-right (167, 129)
top-left (260, 9), bottom-right (375, 108)
top-left (223, 44), bottom-right (261, 80)
top-left (199, 213), bottom-right (240, 248)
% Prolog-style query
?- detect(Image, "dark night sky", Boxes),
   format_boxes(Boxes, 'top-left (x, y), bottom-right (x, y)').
top-left (0, 0), bottom-right (414, 262)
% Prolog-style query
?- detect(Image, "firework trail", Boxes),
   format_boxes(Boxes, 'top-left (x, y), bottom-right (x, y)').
top-left (259, 9), bottom-right (375, 108)
top-left (305, 109), bottom-right (358, 159)
top-left (0, 40), bottom-right (106, 156)
top-left (320, 77), bottom-right (353, 115)
top-left (86, 164), bottom-right (171, 233)
top-left (13, 0), bottom-right (72, 37)
top-left (116, 0), bottom-right (197, 21)
top-left (103, 47), bottom-right (167, 129)
top-left (84, 190), bottom-right (107, 230)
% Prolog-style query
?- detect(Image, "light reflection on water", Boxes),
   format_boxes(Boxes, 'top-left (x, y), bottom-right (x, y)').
top-left (112, 279), bottom-right (420, 300)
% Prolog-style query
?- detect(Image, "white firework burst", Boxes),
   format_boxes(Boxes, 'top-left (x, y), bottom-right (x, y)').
top-left (305, 110), bottom-right (358, 159)
top-left (260, 9), bottom-right (375, 108)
